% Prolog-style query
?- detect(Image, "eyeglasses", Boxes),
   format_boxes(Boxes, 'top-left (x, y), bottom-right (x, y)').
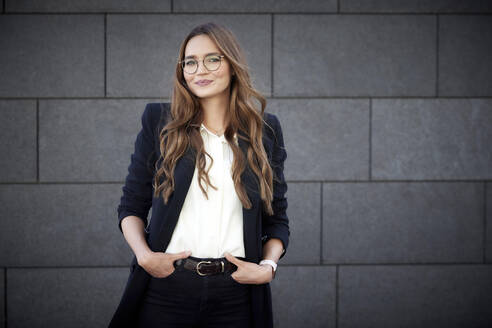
top-left (178, 54), bottom-right (225, 74)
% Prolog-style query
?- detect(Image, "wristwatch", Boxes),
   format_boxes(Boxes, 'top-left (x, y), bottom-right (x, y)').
top-left (259, 259), bottom-right (277, 279)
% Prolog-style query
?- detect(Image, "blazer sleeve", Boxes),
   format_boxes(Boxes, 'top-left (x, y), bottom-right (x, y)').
top-left (261, 113), bottom-right (290, 260)
top-left (117, 103), bottom-right (157, 233)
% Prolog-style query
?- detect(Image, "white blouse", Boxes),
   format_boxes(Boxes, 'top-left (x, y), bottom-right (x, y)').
top-left (164, 123), bottom-right (246, 258)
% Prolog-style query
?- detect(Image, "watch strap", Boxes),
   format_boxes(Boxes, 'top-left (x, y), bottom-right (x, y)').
top-left (259, 259), bottom-right (277, 279)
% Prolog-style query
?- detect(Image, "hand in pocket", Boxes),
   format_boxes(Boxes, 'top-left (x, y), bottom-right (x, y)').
top-left (139, 250), bottom-right (191, 278)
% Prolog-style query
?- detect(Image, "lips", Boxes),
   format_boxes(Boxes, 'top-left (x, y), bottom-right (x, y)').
top-left (196, 80), bottom-right (213, 86)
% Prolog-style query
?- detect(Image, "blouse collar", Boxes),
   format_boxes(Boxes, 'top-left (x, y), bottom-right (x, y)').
top-left (200, 123), bottom-right (237, 144)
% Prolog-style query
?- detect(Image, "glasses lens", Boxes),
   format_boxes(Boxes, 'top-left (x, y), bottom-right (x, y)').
top-left (204, 55), bottom-right (221, 71)
top-left (183, 59), bottom-right (198, 74)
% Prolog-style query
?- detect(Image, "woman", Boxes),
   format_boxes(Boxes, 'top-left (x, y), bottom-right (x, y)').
top-left (111, 22), bottom-right (289, 328)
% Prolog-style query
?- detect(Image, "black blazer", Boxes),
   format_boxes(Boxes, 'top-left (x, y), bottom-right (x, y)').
top-left (108, 102), bottom-right (290, 328)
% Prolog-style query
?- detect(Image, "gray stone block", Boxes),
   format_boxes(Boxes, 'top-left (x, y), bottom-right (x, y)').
top-left (338, 265), bottom-right (492, 328)
top-left (7, 267), bottom-right (130, 328)
top-left (487, 183), bottom-right (492, 263)
top-left (0, 269), bottom-right (4, 327)
top-left (280, 183), bottom-right (320, 265)
top-left (0, 100), bottom-right (37, 182)
top-left (39, 99), bottom-right (152, 182)
top-left (0, 184), bottom-right (138, 267)
top-left (6, 0), bottom-right (171, 12)
top-left (341, 0), bottom-right (492, 13)
top-left (439, 15), bottom-right (492, 96)
top-left (107, 15), bottom-right (270, 97)
top-left (0, 15), bottom-right (104, 97)
top-left (323, 182), bottom-right (484, 263)
top-left (372, 99), bottom-right (492, 180)
top-left (174, 0), bottom-right (337, 12)
top-left (274, 15), bottom-right (436, 96)
top-left (270, 265), bottom-right (336, 328)
top-left (267, 99), bottom-right (369, 180)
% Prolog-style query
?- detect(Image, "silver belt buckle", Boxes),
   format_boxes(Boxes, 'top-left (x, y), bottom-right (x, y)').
top-left (196, 260), bottom-right (212, 276)
top-left (196, 260), bottom-right (225, 275)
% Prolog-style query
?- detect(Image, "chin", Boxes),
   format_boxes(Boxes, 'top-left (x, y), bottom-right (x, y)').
top-left (193, 86), bottom-right (228, 99)
top-left (194, 91), bottom-right (215, 99)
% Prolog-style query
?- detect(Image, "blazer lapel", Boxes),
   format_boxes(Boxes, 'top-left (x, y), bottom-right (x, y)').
top-left (237, 130), bottom-right (261, 261)
top-left (155, 129), bottom-right (261, 261)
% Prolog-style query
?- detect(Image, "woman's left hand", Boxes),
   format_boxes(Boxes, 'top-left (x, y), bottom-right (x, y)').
top-left (224, 252), bottom-right (274, 285)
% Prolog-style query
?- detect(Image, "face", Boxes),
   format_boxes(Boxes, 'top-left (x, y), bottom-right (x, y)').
top-left (182, 34), bottom-right (233, 99)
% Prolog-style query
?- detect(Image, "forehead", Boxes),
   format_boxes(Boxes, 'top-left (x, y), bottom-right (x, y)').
top-left (184, 34), bottom-right (220, 58)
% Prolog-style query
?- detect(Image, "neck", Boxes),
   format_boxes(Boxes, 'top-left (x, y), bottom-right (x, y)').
top-left (199, 90), bottom-right (229, 132)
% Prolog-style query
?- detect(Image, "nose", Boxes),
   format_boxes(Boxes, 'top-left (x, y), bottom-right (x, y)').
top-left (196, 60), bottom-right (208, 74)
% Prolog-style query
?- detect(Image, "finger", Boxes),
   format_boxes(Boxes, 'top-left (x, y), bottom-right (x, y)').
top-left (224, 252), bottom-right (240, 265)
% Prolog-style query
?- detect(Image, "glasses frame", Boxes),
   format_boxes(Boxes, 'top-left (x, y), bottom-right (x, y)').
top-left (178, 54), bottom-right (225, 74)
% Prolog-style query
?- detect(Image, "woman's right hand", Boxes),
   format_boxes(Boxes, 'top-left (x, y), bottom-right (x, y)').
top-left (138, 250), bottom-right (192, 278)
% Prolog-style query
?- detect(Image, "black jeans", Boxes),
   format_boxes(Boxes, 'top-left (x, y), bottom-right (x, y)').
top-left (137, 256), bottom-right (252, 328)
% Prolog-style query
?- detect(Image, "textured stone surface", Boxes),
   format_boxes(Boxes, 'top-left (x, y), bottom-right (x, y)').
top-left (270, 265), bottom-right (336, 328)
top-left (323, 182), bottom-right (484, 263)
top-left (0, 100), bottom-right (37, 182)
top-left (0, 269), bottom-right (4, 327)
top-left (6, 0), bottom-right (171, 12)
top-left (0, 184), bottom-right (138, 267)
top-left (107, 15), bottom-right (270, 97)
top-left (338, 265), bottom-right (492, 328)
top-left (39, 99), bottom-right (152, 182)
top-left (487, 183), bottom-right (492, 263)
top-left (439, 15), bottom-right (492, 96)
top-left (174, 0), bottom-right (337, 12)
top-left (274, 14), bottom-right (435, 96)
top-left (341, 0), bottom-right (492, 13)
top-left (279, 182), bottom-right (321, 264)
top-left (372, 99), bottom-right (492, 180)
top-left (0, 15), bottom-right (104, 97)
top-left (267, 99), bottom-right (369, 180)
top-left (7, 267), bottom-right (130, 328)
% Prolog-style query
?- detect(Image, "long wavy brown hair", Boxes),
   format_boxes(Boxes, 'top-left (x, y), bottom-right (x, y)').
top-left (153, 22), bottom-right (276, 215)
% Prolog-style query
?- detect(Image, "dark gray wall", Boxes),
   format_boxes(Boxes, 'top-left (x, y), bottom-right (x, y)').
top-left (0, 1), bottom-right (491, 327)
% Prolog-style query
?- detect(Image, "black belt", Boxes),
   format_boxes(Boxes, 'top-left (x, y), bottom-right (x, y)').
top-left (174, 256), bottom-right (241, 276)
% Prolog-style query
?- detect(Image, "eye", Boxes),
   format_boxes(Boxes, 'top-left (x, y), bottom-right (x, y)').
top-left (185, 60), bottom-right (197, 66)
top-left (206, 56), bottom-right (220, 62)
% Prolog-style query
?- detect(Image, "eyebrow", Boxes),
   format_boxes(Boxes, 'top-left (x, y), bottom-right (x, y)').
top-left (184, 52), bottom-right (221, 59)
